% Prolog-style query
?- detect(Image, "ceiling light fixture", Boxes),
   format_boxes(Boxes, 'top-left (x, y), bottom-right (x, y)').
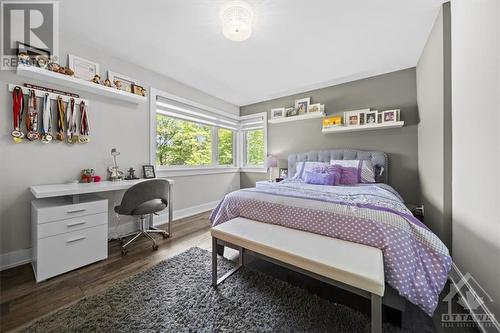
top-left (219, 1), bottom-right (253, 42)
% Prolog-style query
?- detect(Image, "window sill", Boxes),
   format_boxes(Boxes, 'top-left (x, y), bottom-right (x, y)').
top-left (156, 166), bottom-right (239, 177)
top-left (240, 167), bottom-right (267, 173)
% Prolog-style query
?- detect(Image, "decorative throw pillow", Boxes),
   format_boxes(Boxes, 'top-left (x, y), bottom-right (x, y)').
top-left (330, 160), bottom-right (376, 183)
top-left (304, 171), bottom-right (337, 185)
top-left (293, 161), bottom-right (330, 180)
top-left (338, 167), bottom-right (359, 185)
top-left (311, 165), bottom-right (342, 185)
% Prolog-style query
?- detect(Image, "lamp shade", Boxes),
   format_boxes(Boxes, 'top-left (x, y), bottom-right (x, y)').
top-left (265, 155), bottom-right (278, 168)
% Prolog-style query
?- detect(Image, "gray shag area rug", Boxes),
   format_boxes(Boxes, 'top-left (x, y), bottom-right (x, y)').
top-left (21, 247), bottom-right (410, 333)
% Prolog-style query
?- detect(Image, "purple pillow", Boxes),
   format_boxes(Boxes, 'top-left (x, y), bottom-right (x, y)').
top-left (304, 171), bottom-right (337, 185)
top-left (312, 165), bottom-right (342, 185)
top-left (338, 167), bottom-right (359, 185)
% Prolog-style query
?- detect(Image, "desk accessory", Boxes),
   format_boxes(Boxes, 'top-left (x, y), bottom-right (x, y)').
top-left (142, 165), bottom-right (156, 179)
top-left (125, 168), bottom-right (139, 180)
top-left (108, 148), bottom-right (124, 181)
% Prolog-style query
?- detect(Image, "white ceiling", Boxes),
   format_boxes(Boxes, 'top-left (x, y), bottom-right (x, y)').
top-left (61, 0), bottom-right (443, 106)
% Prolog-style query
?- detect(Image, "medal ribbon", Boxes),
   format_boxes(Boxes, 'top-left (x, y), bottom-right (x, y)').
top-left (66, 98), bottom-right (75, 140)
top-left (79, 101), bottom-right (89, 137)
top-left (12, 87), bottom-right (24, 131)
top-left (56, 97), bottom-right (65, 139)
top-left (26, 89), bottom-right (38, 133)
top-left (42, 93), bottom-right (52, 135)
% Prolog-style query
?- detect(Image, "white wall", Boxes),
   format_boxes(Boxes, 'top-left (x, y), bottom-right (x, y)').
top-left (0, 20), bottom-right (240, 261)
top-left (451, 0), bottom-right (500, 321)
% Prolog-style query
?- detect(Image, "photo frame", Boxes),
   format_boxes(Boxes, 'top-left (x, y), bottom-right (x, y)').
top-left (142, 165), bottom-right (156, 179)
top-left (271, 107), bottom-right (285, 119)
top-left (365, 111), bottom-right (378, 125)
top-left (359, 112), bottom-right (366, 125)
top-left (295, 97), bottom-right (310, 115)
top-left (286, 107), bottom-right (299, 117)
top-left (308, 103), bottom-right (321, 113)
top-left (382, 109), bottom-right (400, 123)
top-left (347, 114), bottom-right (359, 126)
top-left (344, 109), bottom-right (370, 127)
top-left (68, 54), bottom-right (99, 81)
top-left (16, 42), bottom-right (51, 66)
top-left (108, 70), bottom-right (141, 93)
top-left (279, 168), bottom-right (289, 179)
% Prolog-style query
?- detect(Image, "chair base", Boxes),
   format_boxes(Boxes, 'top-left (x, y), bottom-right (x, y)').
top-left (121, 215), bottom-right (170, 254)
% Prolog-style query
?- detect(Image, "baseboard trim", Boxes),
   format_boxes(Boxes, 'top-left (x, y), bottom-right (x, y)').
top-left (0, 200), bottom-right (219, 271)
top-left (449, 262), bottom-right (500, 333)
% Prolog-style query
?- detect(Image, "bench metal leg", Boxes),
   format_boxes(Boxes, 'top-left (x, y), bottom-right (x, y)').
top-left (211, 237), bottom-right (243, 288)
top-left (371, 293), bottom-right (382, 333)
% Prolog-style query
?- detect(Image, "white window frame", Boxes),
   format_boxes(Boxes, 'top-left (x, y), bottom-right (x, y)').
top-left (150, 88), bottom-right (267, 177)
top-left (239, 113), bottom-right (268, 173)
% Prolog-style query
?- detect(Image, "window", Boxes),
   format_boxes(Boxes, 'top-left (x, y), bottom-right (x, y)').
top-left (245, 129), bottom-right (264, 165)
top-left (240, 113), bottom-right (267, 169)
top-left (218, 128), bottom-right (234, 165)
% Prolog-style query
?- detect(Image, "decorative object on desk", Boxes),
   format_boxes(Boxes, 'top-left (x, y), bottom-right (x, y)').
top-left (68, 54), bottom-right (100, 81)
top-left (24, 83), bottom-right (80, 98)
top-left (143, 165), bottom-right (156, 179)
top-left (276, 178), bottom-right (284, 182)
top-left (271, 107), bottom-right (285, 119)
top-left (26, 89), bottom-right (40, 141)
top-left (322, 116), bottom-right (342, 129)
top-left (41, 93), bottom-right (53, 143)
top-left (78, 101), bottom-right (90, 144)
top-left (56, 97), bottom-right (65, 141)
top-left (279, 168), bottom-right (288, 179)
top-left (17, 41), bottom-right (51, 66)
top-left (11, 86), bottom-right (25, 143)
top-left (286, 107), bottom-right (298, 117)
top-left (81, 169), bottom-right (96, 183)
top-left (91, 74), bottom-right (101, 84)
top-left (66, 98), bottom-right (77, 144)
top-left (108, 148), bottom-right (125, 181)
top-left (108, 70), bottom-right (140, 93)
top-left (295, 97), bottom-right (310, 115)
top-left (125, 168), bottom-right (140, 180)
top-left (307, 103), bottom-right (321, 113)
top-left (365, 111), bottom-right (378, 125)
top-left (382, 109), bottom-right (400, 123)
top-left (265, 155), bottom-right (278, 182)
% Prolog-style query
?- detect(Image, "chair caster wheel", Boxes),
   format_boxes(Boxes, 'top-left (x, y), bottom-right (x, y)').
top-left (152, 244), bottom-right (159, 251)
top-left (121, 249), bottom-right (128, 255)
top-left (162, 233), bottom-right (168, 239)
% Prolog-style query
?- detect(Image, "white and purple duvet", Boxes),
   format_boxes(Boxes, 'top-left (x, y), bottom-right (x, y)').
top-left (210, 180), bottom-right (452, 316)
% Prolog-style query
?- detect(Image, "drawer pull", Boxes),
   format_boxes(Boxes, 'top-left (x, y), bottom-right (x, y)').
top-left (67, 221), bottom-right (86, 227)
top-left (66, 236), bottom-right (87, 243)
top-left (67, 208), bottom-right (86, 214)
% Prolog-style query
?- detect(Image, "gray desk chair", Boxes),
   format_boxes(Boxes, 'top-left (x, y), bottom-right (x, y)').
top-left (115, 179), bottom-right (172, 254)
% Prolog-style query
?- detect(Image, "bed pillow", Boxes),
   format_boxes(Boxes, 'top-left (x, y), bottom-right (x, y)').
top-left (304, 171), bottom-right (337, 185)
top-left (311, 165), bottom-right (342, 185)
top-left (338, 167), bottom-right (359, 185)
top-left (330, 160), bottom-right (376, 183)
top-left (293, 161), bottom-right (330, 180)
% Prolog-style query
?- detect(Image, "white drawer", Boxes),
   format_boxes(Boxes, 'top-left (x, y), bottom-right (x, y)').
top-left (33, 198), bottom-right (108, 224)
top-left (37, 213), bottom-right (107, 239)
top-left (36, 224), bottom-right (108, 281)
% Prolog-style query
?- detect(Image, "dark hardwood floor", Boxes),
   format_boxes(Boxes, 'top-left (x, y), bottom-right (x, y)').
top-left (0, 212), bottom-right (480, 333)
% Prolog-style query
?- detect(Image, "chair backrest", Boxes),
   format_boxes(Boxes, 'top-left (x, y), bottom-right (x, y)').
top-left (117, 179), bottom-right (170, 216)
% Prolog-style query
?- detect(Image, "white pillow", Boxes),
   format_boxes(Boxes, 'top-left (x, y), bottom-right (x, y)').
top-left (293, 161), bottom-right (330, 180)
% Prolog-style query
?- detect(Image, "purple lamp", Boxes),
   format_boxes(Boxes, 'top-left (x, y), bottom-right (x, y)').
top-left (265, 155), bottom-right (278, 182)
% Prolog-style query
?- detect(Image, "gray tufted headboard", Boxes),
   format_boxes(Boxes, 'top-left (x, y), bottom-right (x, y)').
top-left (288, 149), bottom-right (389, 184)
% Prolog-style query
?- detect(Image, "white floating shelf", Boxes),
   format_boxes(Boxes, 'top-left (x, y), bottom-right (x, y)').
top-left (16, 65), bottom-right (147, 104)
top-left (268, 112), bottom-right (325, 124)
top-left (322, 121), bottom-right (405, 133)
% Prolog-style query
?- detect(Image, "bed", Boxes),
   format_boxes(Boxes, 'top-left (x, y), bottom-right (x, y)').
top-left (210, 149), bottom-right (452, 317)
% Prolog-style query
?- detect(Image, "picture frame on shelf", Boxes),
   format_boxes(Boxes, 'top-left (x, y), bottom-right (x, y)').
top-left (365, 111), bottom-right (378, 125)
top-left (286, 107), bottom-right (299, 117)
top-left (359, 112), bottom-right (366, 125)
top-left (271, 107), bottom-right (285, 119)
top-left (142, 165), bottom-right (156, 179)
top-left (279, 168), bottom-right (289, 179)
top-left (322, 116), bottom-right (342, 129)
top-left (382, 109), bottom-right (400, 123)
top-left (344, 109), bottom-right (370, 127)
top-left (17, 41), bottom-right (51, 67)
top-left (68, 54), bottom-right (99, 81)
top-left (377, 113), bottom-right (383, 123)
top-left (295, 97), bottom-right (310, 115)
top-left (308, 103), bottom-right (321, 113)
top-left (347, 114), bottom-right (359, 126)
top-left (108, 70), bottom-right (141, 93)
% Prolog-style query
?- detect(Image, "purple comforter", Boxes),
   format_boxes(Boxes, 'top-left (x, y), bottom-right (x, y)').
top-left (210, 180), bottom-right (451, 316)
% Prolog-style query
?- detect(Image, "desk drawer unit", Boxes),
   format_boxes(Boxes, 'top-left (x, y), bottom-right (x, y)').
top-left (31, 196), bottom-right (108, 282)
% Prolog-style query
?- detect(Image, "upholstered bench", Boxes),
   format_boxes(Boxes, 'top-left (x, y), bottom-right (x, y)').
top-left (211, 217), bottom-right (385, 333)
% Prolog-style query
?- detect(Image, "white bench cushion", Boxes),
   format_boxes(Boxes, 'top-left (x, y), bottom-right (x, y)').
top-left (211, 217), bottom-right (385, 296)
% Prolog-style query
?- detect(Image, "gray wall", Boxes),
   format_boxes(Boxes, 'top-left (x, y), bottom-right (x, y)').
top-left (415, 4), bottom-right (452, 248)
top-left (240, 68), bottom-right (421, 204)
top-left (0, 25), bottom-right (239, 257)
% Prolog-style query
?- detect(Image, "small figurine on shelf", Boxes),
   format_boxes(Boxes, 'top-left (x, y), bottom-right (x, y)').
top-left (125, 168), bottom-right (139, 180)
top-left (108, 148), bottom-right (124, 181)
top-left (91, 74), bottom-right (101, 84)
top-left (18, 52), bottom-right (30, 66)
top-left (48, 61), bottom-right (60, 72)
top-left (104, 79), bottom-right (112, 87)
top-left (35, 55), bottom-right (49, 69)
top-left (113, 80), bottom-right (122, 90)
top-left (64, 67), bottom-right (74, 76)
top-left (57, 66), bottom-right (66, 74)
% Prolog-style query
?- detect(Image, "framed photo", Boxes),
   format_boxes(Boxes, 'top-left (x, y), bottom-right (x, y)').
top-left (365, 111), bottom-right (378, 125)
top-left (295, 97), bottom-right (310, 115)
top-left (308, 103), bottom-right (321, 113)
top-left (377, 113), bottom-right (383, 123)
top-left (347, 114), bottom-right (359, 126)
top-left (359, 112), bottom-right (366, 125)
top-left (271, 107), bottom-right (285, 119)
top-left (286, 107), bottom-right (299, 117)
top-left (382, 109), bottom-right (400, 123)
top-left (279, 168), bottom-right (288, 179)
top-left (108, 70), bottom-right (141, 93)
top-left (142, 165), bottom-right (156, 179)
top-left (344, 109), bottom-right (370, 127)
top-left (68, 54), bottom-right (99, 81)
top-left (17, 42), bottom-right (51, 67)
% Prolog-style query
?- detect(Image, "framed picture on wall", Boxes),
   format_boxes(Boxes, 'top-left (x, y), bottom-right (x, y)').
top-left (295, 97), bottom-right (310, 115)
top-left (68, 54), bottom-right (99, 81)
top-left (344, 109), bottom-right (370, 127)
top-left (271, 107), bottom-right (285, 119)
top-left (108, 70), bottom-right (142, 93)
top-left (381, 109), bottom-right (400, 123)
top-left (365, 111), bottom-right (378, 124)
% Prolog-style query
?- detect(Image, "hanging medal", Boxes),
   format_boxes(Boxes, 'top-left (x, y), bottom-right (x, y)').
top-left (56, 96), bottom-right (65, 141)
top-left (25, 89), bottom-right (39, 141)
top-left (11, 86), bottom-right (25, 143)
top-left (78, 101), bottom-right (90, 144)
top-left (66, 98), bottom-right (76, 144)
top-left (41, 93), bottom-right (53, 143)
